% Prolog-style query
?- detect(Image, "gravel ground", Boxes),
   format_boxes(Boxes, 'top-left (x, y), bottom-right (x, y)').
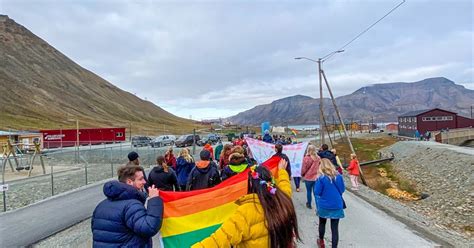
top-left (378, 141), bottom-right (474, 246)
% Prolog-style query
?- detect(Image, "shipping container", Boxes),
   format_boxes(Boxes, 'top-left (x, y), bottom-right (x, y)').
top-left (40, 127), bottom-right (126, 148)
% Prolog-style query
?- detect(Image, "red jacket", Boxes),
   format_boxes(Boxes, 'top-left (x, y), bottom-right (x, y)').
top-left (347, 159), bottom-right (360, 176)
top-left (301, 155), bottom-right (320, 181)
top-left (165, 154), bottom-right (177, 170)
top-left (203, 144), bottom-right (214, 160)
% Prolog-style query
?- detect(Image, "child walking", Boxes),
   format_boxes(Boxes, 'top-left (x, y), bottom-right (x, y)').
top-left (347, 153), bottom-right (360, 190)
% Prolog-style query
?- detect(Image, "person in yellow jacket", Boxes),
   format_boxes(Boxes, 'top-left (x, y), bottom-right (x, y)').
top-left (192, 159), bottom-right (300, 248)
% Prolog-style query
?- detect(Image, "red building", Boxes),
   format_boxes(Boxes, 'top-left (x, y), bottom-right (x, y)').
top-left (41, 127), bottom-right (126, 148)
top-left (398, 108), bottom-right (474, 137)
top-left (385, 123), bottom-right (398, 132)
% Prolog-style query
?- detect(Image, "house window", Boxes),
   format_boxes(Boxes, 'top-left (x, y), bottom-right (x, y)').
top-left (116, 132), bottom-right (123, 138)
top-left (414, 118), bottom-right (417, 123)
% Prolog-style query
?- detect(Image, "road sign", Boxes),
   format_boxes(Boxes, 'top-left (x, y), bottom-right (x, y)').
top-left (0, 184), bottom-right (9, 192)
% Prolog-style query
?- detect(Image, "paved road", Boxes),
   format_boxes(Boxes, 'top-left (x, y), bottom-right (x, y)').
top-left (293, 185), bottom-right (437, 247)
top-left (2, 177), bottom-right (438, 247)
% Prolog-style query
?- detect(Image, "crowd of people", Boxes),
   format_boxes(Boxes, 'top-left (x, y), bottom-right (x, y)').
top-left (91, 137), bottom-right (361, 248)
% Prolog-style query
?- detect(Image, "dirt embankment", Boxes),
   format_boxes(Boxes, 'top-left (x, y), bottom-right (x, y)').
top-left (381, 141), bottom-right (474, 240)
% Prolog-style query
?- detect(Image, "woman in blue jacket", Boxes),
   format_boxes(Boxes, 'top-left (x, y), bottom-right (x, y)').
top-left (314, 158), bottom-right (345, 248)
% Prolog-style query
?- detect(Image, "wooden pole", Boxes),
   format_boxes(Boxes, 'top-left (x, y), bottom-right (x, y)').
top-left (318, 59), bottom-right (325, 146)
top-left (321, 70), bottom-right (367, 185)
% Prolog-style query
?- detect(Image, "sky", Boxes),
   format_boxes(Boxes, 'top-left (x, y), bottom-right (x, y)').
top-left (1, 0), bottom-right (473, 120)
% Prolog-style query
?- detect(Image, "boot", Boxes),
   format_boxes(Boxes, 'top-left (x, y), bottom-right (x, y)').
top-left (317, 238), bottom-right (325, 248)
top-left (306, 202), bottom-right (312, 209)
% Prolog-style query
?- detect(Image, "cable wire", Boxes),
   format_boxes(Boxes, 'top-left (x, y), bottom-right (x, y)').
top-left (322, 0), bottom-right (406, 62)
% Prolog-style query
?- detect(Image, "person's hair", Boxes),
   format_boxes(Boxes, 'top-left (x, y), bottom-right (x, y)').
top-left (156, 155), bottom-right (169, 173)
top-left (330, 148), bottom-right (337, 155)
top-left (231, 145), bottom-right (245, 155)
top-left (221, 144), bottom-right (233, 158)
top-left (306, 145), bottom-right (317, 156)
top-left (351, 153), bottom-right (357, 159)
top-left (229, 153), bottom-right (246, 165)
top-left (118, 165), bottom-right (144, 183)
top-left (321, 144), bottom-right (329, 151)
top-left (247, 166), bottom-right (300, 248)
top-left (179, 148), bottom-right (194, 163)
top-left (319, 158), bottom-right (338, 179)
top-left (166, 147), bottom-right (173, 155)
top-left (274, 144), bottom-right (283, 153)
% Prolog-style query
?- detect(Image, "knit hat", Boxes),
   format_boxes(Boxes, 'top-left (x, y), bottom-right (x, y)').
top-left (200, 149), bottom-right (211, 160)
top-left (128, 151), bottom-right (139, 161)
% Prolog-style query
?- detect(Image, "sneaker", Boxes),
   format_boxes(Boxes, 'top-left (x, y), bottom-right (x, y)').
top-left (317, 238), bottom-right (325, 248)
top-left (306, 203), bottom-right (312, 209)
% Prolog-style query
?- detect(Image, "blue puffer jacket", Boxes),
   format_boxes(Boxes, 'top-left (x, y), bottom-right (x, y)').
top-left (91, 181), bottom-right (163, 247)
top-left (176, 156), bottom-right (195, 187)
top-left (314, 174), bottom-right (345, 210)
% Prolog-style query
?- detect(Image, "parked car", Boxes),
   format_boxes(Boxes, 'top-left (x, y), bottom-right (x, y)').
top-left (131, 136), bottom-right (152, 147)
top-left (197, 133), bottom-right (220, 146)
top-left (150, 135), bottom-right (176, 148)
top-left (175, 134), bottom-right (200, 147)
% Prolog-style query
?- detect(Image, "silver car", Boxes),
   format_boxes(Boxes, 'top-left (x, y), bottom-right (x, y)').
top-left (150, 135), bottom-right (176, 147)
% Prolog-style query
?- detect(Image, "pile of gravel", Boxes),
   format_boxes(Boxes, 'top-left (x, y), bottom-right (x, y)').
top-left (380, 141), bottom-right (474, 243)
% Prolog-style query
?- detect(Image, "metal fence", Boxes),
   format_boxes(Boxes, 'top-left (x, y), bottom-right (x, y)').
top-left (0, 143), bottom-right (173, 212)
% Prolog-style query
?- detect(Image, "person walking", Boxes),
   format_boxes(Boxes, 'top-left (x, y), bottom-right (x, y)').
top-left (347, 153), bottom-right (360, 190)
top-left (176, 148), bottom-right (195, 191)
top-left (148, 156), bottom-right (180, 191)
top-left (301, 145), bottom-right (321, 209)
top-left (91, 165), bottom-right (163, 247)
top-left (186, 150), bottom-right (221, 191)
top-left (203, 142), bottom-right (214, 161)
top-left (221, 153), bottom-right (249, 181)
top-left (126, 151), bottom-right (148, 190)
top-left (214, 141), bottom-right (223, 161)
top-left (315, 158), bottom-right (345, 248)
top-left (272, 144), bottom-right (297, 190)
top-left (262, 130), bottom-right (273, 143)
top-left (218, 144), bottom-right (233, 170)
top-left (192, 159), bottom-right (300, 248)
top-left (165, 147), bottom-right (177, 170)
top-left (331, 149), bottom-right (343, 175)
top-left (318, 144), bottom-right (339, 172)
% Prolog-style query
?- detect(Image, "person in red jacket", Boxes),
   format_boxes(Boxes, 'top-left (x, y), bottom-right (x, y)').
top-left (203, 143), bottom-right (214, 161)
top-left (347, 153), bottom-right (360, 190)
top-left (165, 148), bottom-right (177, 170)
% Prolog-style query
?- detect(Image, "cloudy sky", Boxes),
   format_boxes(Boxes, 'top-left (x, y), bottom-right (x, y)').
top-left (1, 0), bottom-right (473, 120)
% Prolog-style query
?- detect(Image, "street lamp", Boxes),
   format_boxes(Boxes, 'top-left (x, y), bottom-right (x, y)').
top-left (295, 50), bottom-right (345, 146)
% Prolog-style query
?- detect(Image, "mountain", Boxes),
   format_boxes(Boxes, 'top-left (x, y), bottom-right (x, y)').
top-left (228, 77), bottom-right (474, 125)
top-left (0, 15), bottom-right (196, 133)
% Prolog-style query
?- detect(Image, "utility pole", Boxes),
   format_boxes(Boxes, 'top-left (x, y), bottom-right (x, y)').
top-left (321, 70), bottom-right (367, 185)
top-left (318, 59), bottom-right (325, 146)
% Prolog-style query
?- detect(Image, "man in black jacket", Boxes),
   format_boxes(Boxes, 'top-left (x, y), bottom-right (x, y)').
top-left (186, 150), bottom-right (221, 190)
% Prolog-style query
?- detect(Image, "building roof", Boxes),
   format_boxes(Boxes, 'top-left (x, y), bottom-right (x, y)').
top-left (0, 130), bottom-right (41, 136)
top-left (398, 108), bottom-right (457, 117)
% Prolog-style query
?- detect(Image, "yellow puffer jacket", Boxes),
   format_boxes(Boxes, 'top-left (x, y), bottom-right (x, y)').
top-left (192, 168), bottom-right (292, 248)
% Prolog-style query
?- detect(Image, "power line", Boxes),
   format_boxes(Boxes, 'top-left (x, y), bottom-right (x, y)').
top-left (322, 0), bottom-right (406, 62)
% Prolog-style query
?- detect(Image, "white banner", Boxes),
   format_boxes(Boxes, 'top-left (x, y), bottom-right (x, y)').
top-left (245, 138), bottom-right (308, 177)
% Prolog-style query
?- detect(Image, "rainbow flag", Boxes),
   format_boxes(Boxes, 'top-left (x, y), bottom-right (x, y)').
top-left (158, 156), bottom-right (281, 247)
top-left (290, 128), bottom-right (299, 136)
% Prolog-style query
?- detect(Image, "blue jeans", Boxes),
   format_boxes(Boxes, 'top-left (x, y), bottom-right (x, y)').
top-left (294, 177), bottom-right (301, 189)
top-left (305, 180), bottom-right (316, 207)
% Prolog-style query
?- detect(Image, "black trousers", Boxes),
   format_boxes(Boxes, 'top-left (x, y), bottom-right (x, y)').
top-left (318, 217), bottom-right (340, 248)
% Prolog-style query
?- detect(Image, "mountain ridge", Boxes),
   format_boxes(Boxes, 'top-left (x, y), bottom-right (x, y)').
top-left (0, 15), bottom-right (197, 133)
top-left (228, 77), bottom-right (474, 125)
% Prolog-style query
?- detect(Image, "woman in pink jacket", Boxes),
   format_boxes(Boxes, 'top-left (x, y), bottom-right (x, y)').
top-left (301, 145), bottom-right (321, 209)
